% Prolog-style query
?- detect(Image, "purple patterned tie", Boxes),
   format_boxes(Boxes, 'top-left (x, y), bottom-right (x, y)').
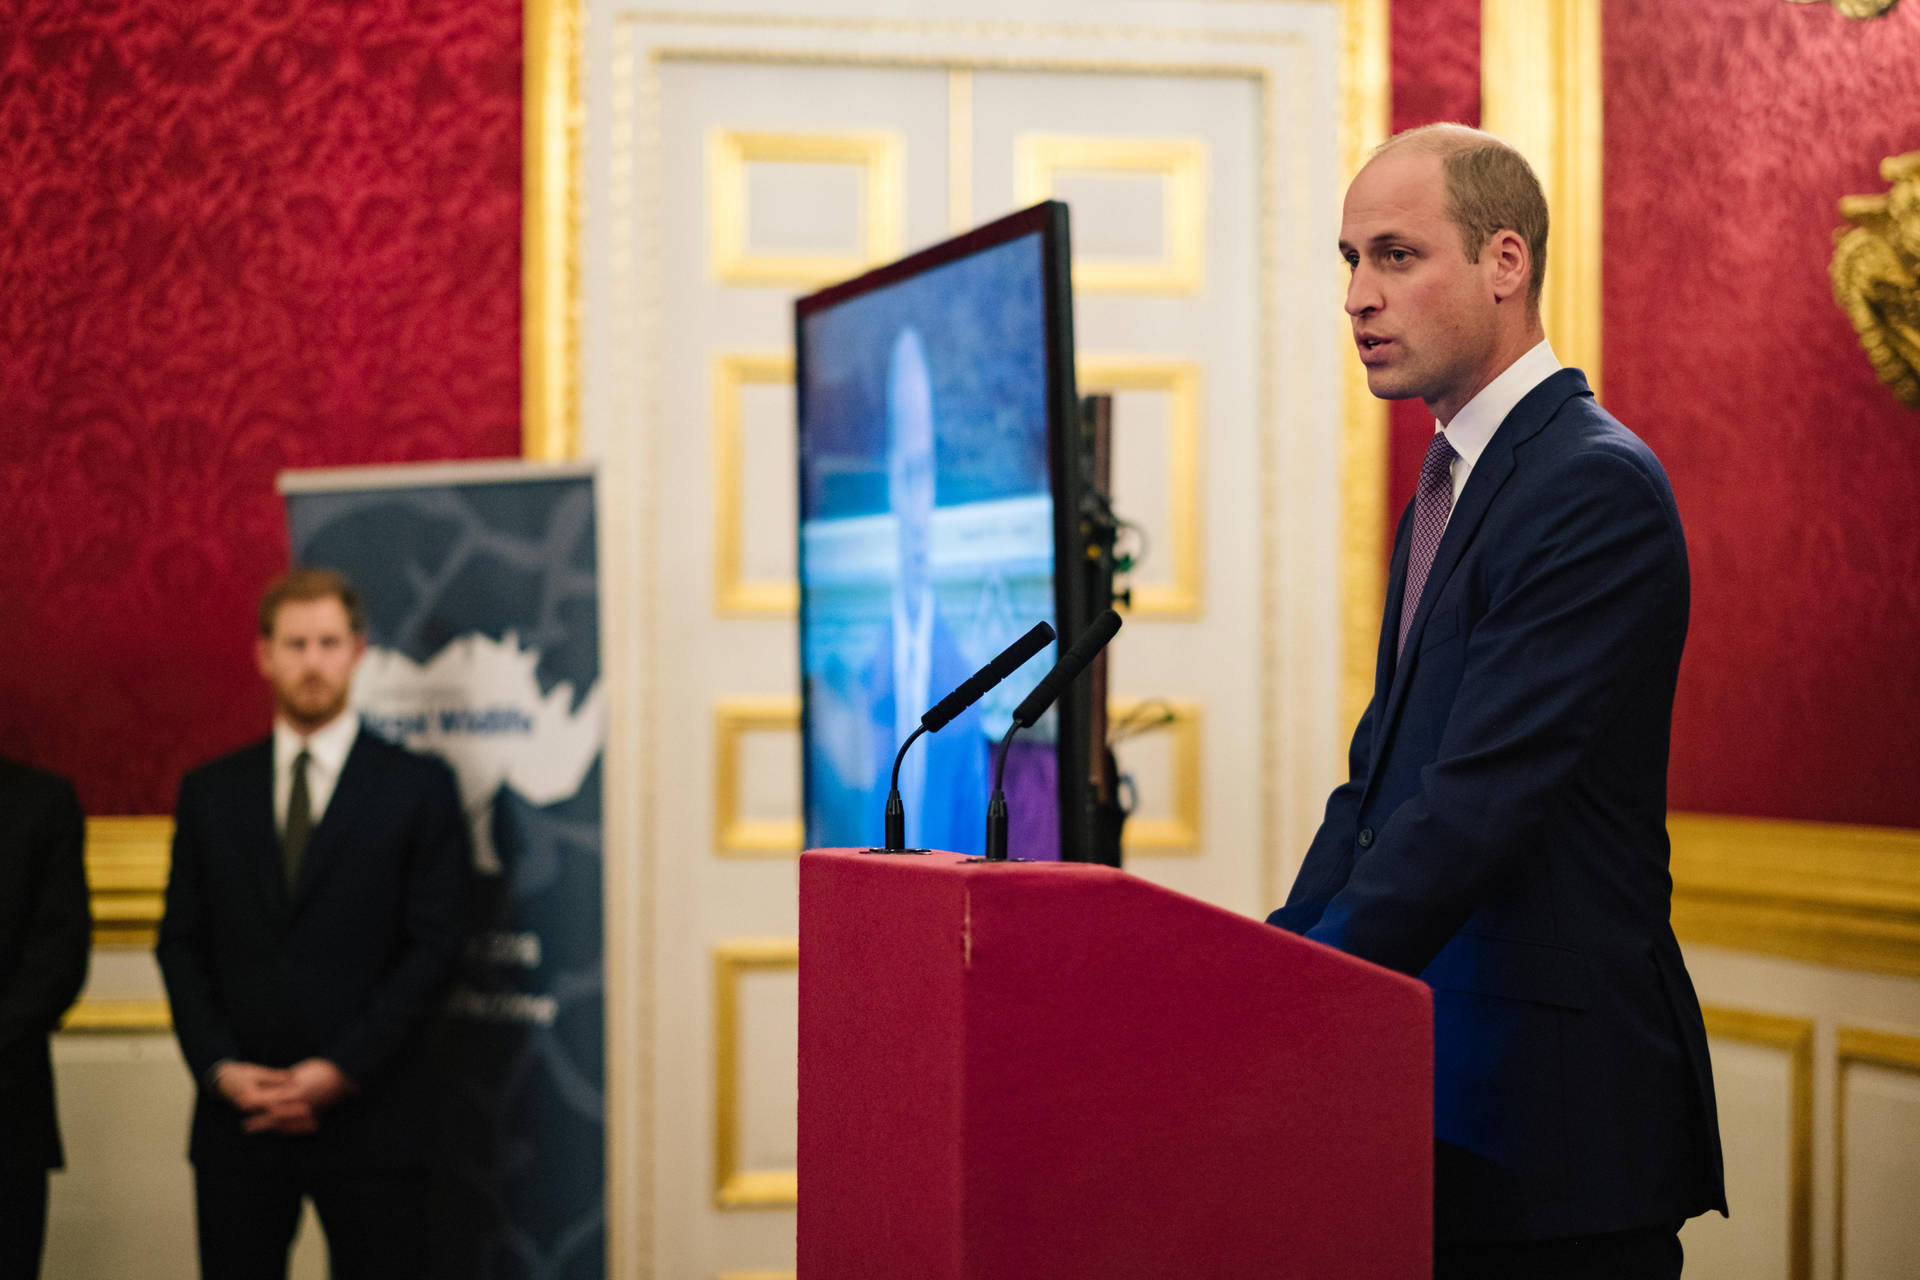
top-left (1398, 431), bottom-right (1459, 657)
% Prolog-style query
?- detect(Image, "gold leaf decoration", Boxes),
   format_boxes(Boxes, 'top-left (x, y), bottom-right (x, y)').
top-left (1831, 151), bottom-right (1920, 410)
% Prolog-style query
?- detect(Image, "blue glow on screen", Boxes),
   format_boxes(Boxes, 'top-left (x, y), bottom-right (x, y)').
top-left (799, 231), bottom-right (1060, 857)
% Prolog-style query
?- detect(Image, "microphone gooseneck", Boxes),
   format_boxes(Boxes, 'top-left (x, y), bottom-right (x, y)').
top-left (986, 610), bottom-right (1124, 861)
top-left (871, 620), bottom-right (1054, 855)
top-left (985, 722), bottom-right (1019, 862)
top-left (882, 724), bottom-right (927, 851)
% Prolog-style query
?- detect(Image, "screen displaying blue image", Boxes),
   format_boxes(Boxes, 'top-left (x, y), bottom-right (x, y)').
top-left (799, 230), bottom-right (1061, 857)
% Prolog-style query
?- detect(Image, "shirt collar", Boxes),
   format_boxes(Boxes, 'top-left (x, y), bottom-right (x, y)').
top-left (274, 708), bottom-right (360, 774)
top-left (1437, 337), bottom-right (1561, 467)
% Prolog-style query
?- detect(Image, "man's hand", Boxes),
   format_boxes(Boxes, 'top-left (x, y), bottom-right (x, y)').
top-left (284, 1058), bottom-right (355, 1111)
top-left (216, 1061), bottom-right (318, 1135)
top-left (214, 1061), bottom-right (290, 1111)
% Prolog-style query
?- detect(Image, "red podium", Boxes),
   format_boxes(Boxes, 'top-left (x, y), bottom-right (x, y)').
top-left (798, 850), bottom-right (1433, 1279)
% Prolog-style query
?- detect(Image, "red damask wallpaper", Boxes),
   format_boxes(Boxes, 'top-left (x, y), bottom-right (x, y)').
top-left (0, 0), bottom-right (522, 814)
top-left (1386, 0), bottom-right (1481, 548)
top-left (1605, 0), bottom-right (1920, 827)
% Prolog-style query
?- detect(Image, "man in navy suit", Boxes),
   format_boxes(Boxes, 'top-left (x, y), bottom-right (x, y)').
top-left (157, 569), bottom-right (469, 1280)
top-left (0, 757), bottom-right (90, 1277)
top-left (1269, 124), bottom-right (1726, 1277)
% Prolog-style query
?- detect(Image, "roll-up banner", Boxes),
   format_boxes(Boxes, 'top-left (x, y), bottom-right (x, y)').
top-left (280, 461), bottom-right (605, 1278)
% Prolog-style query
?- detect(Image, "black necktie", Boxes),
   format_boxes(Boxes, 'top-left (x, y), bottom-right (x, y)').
top-left (284, 747), bottom-right (313, 891)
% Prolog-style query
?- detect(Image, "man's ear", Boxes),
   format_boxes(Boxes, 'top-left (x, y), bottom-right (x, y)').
top-left (255, 634), bottom-right (275, 680)
top-left (1487, 228), bottom-right (1530, 303)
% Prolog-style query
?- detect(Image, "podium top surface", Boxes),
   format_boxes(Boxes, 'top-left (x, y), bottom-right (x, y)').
top-left (799, 846), bottom-right (1431, 1003)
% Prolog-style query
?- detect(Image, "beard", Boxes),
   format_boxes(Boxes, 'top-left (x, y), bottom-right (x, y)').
top-left (276, 675), bottom-right (351, 731)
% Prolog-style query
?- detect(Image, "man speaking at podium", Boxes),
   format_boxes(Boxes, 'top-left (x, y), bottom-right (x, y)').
top-left (1269, 124), bottom-right (1726, 1277)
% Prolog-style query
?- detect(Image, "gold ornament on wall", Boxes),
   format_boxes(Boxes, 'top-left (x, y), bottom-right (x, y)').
top-left (1788, 0), bottom-right (1901, 19)
top-left (1830, 151), bottom-right (1920, 410)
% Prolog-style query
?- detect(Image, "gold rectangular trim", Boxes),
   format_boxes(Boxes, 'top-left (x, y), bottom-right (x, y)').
top-left (1015, 134), bottom-right (1207, 295)
top-left (714, 697), bottom-right (804, 857)
top-left (1834, 1025), bottom-right (1920, 1280)
top-left (1479, 0), bottom-right (1604, 392)
top-left (708, 130), bottom-right (904, 288)
top-left (1110, 698), bottom-right (1203, 854)
top-left (1079, 357), bottom-right (1203, 617)
top-left (523, 0), bottom-right (582, 461)
top-left (1701, 1006), bottom-right (1814, 1280)
top-left (717, 1272), bottom-right (795, 1280)
top-left (62, 998), bottom-right (173, 1033)
top-left (712, 353), bottom-right (800, 616)
top-left (1336, 0), bottom-right (1390, 736)
top-left (713, 937), bottom-right (800, 1209)
top-left (1669, 815), bottom-right (1920, 978)
top-left (85, 816), bottom-right (172, 949)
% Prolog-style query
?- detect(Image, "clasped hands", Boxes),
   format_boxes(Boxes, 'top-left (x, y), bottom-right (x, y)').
top-left (216, 1059), bottom-right (353, 1136)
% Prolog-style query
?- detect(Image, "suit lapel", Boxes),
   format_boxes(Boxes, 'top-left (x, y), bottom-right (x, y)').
top-left (1367, 370), bottom-right (1592, 774)
top-left (290, 727), bottom-right (374, 908)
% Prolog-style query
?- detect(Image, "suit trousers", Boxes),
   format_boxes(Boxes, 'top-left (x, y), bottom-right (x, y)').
top-left (1434, 1220), bottom-right (1684, 1280)
top-left (194, 1159), bottom-right (428, 1280)
top-left (0, 1172), bottom-right (48, 1279)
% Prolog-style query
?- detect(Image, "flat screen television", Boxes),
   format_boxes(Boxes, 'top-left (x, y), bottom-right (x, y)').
top-left (796, 201), bottom-right (1097, 860)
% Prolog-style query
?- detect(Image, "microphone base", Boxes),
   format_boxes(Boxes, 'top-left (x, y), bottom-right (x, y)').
top-left (860, 847), bottom-right (934, 855)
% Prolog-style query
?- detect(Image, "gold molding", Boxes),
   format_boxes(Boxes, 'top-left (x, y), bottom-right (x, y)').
top-left (1015, 135), bottom-right (1207, 294)
top-left (1479, 0), bottom-right (1604, 392)
top-left (1337, 0), bottom-right (1390, 735)
top-left (1834, 1025), bottom-right (1920, 1280)
top-left (714, 697), bottom-right (804, 857)
top-left (712, 353), bottom-right (800, 616)
top-left (1110, 698), bottom-right (1203, 854)
top-left (85, 816), bottom-right (171, 949)
top-left (1669, 815), bottom-right (1920, 979)
top-left (1701, 1006), bottom-right (1814, 1280)
top-left (708, 130), bottom-right (903, 288)
top-left (523, 0), bottom-right (583, 461)
top-left (713, 937), bottom-right (800, 1209)
top-left (1079, 357), bottom-right (1203, 617)
top-left (717, 1273), bottom-right (795, 1280)
top-left (62, 998), bottom-right (173, 1033)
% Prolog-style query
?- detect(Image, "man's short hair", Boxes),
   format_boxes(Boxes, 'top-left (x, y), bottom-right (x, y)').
top-left (258, 567), bottom-right (367, 637)
top-left (1374, 123), bottom-right (1549, 309)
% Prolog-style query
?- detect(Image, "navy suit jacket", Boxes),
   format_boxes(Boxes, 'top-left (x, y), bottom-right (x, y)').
top-left (0, 758), bottom-right (90, 1181)
top-left (1271, 369), bottom-right (1727, 1241)
top-left (156, 727), bottom-right (470, 1171)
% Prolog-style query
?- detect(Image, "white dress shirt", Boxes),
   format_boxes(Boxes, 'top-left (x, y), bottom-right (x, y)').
top-left (273, 710), bottom-right (360, 835)
top-left (1435, 338), bottom-right (1562, 521)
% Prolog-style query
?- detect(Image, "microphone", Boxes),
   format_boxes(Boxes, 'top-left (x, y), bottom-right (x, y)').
top-left (987, 609), bottom-right (1123, 860)
top-left (923, 621), bottom-right (1056, 732)
top-left (875, 621), bottom-right (1057, 852)
top-left (1009, 609), bottom-right (1122, 729)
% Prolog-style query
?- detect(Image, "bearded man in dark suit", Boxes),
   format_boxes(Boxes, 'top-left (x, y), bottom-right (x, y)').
top-left (0, 756), bottom-right (90, 1277)
top-left (157, 568), bottom-right (469, 1280)
top-left (1269, 124), bottom-right (1726, 1278)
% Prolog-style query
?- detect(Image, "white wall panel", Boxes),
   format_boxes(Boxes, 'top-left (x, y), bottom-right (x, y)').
top-left (1684, 1037), bottom-right (1798, 1280)
top-left (1837, 1056), bottom-right (1920, 1279)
